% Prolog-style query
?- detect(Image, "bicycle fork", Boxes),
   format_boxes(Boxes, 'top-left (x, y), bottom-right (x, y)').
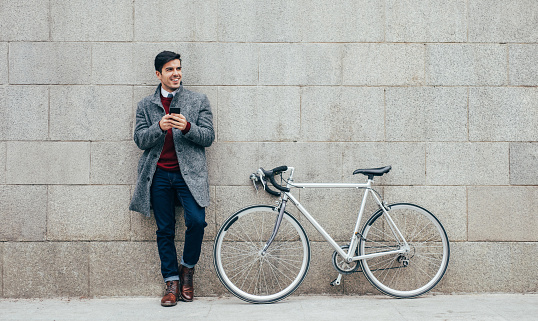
top-left (260, 198), bottom-right (288, 255)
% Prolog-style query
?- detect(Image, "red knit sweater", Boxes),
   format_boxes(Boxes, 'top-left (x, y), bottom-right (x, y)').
top-left (157, 95), bottom-right (191, 172)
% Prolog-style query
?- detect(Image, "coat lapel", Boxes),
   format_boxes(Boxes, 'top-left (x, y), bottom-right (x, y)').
top-left (171, 85), bottom-right (188, 116)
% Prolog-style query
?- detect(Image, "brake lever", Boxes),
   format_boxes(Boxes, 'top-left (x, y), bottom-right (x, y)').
top-left (249, 173), bottom-right (259, 193)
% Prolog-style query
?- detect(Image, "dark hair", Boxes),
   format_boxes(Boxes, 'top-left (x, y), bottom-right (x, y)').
top-left (154, 51), bottom-right (181, 73)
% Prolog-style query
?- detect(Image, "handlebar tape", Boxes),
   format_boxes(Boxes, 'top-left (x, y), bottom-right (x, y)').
top-left (261, 166), bottom-right (290, 193)
top-left (263, 184), bottom-right (281, 196)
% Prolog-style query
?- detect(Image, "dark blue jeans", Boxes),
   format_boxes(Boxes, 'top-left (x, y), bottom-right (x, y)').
top-left (150, 167), bottom-right (207, 282)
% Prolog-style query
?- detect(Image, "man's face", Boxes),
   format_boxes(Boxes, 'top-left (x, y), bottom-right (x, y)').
top-left (156, 59), bottom-right (182, 93)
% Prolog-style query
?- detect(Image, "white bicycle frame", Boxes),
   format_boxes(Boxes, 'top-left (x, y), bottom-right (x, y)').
top-left (261, 167), bottom-right (410, 264)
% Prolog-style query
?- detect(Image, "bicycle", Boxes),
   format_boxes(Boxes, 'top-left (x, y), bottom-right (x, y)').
top-left (213, 165), bottom-right (450, 303)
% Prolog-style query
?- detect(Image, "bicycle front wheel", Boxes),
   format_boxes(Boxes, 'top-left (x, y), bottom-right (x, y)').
top-left (214, 205), bottom-right (310, 303)
top-left (359, 203), bottom-right (449, 298)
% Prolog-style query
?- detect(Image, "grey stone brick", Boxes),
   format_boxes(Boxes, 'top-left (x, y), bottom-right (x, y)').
top-left (510, 243), bottom-right (538, 292)
top-left (259, 44), bottom-right (342, 86)
top-left (49, 86), bottom-right (133, 141)
top-left (386, 87), bottom-right (468, 142)
top-left (217, 0), bottom-right (302, 42)
top-left (298, 188), bottom-right (382, 243)
top-left (48, 185), bottom-right (131, 241)
top-left (426, 143), bottom-right (509, 185)
top-left (298, 0), bottom-right (384, 42)
top-left (468, 186), bottom-right (537, 242)
top-left (0, 43), bottom-right (7, 83)
top-left (90, 141), bottom-right (141, 185)
top-left (342, 143), bottom-right (426, 185)
top-left (469, 87), bottom-right (538, 142)
top-left (180, 43), bottom-right (259, 86)
top-left (426, 44), bottom-right (508, 86)
top-left (206, 142), bottom-right (259, 186)
top-left (129, 208), bottom-right (157, 242)
top-left (94, 43), bottom-right (159, 86)
top-left (3, 242), bottom-right (89, 298)
top-left (509, 44), bottom-right (538, 86)
top-left (0, 142), bottom-right (5, 183)
top-left (206, 186), bottom-right (217, 241)
top-left (296, 242), bottom-right (344, 295)
top-left (436, 242), bottom-right (505, 292)
top-left (135, 0), bottom-right (217, 41)
top-left (6, 141), bottom-right (90, 184)
top-left (51, 0), bottom-right (132, 41)
top-left (343, 44), bottom-right (425, 86)
top-left (301, 87), bottom-right (384, 142)
top-left (218, 0), bottom-right (383, 43)
top-left (0, 87), bottom-right (4, 140)
top-left (439, 242), bottom-right (533, 292)
top-left (469, 0), bottom-right (538, 42)
top-left (89, 242), bottom-right (161, 296)
top-left (217, 86), bottom-right (300, 142)
top-left (0, 1), bottom-right (49, 41)
top-left (193, 241), bottom-right (225, 296)
top-left (384, 186), bottom-right (467, 242)
top-left (386, 0), bottom-right (467, 42)
top-left (0, 185), bottom-right (47, 241)
top-left (92, 43), bottom-right (138, 85)
top-left (260, 142), bottom-right (343, 183)
top-left (0, 242), bottom-right (3, 295)
top-left (9, 42), bottom-right (92, 85)
top-left (0, 86), bottom-right (49, 140)
top-left (510, 143), bottom-right (538, 185)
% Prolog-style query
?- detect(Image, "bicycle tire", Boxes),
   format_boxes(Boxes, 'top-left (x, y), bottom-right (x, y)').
top-left (359, 203), bottom-right (449, 298)
top-left (214, 205), bottom-right (311, 303)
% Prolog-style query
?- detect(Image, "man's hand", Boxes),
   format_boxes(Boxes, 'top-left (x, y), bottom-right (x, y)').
top-left (159, 114), bottom-right (188, 131)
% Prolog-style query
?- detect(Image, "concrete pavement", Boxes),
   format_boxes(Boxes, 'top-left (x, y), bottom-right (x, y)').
top-left (0, 294), bottom-right (536, 321)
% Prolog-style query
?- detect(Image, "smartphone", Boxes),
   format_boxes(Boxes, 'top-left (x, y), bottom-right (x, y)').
top-left (169, 107), bottom-right (181, 115)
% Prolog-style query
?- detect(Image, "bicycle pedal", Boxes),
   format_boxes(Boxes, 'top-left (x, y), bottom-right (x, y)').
top-left (330, 274), bottom-right (342, 286)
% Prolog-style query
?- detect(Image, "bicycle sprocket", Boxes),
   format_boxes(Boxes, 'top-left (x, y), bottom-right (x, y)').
top-left (331, 245), bottom-right (361, 274)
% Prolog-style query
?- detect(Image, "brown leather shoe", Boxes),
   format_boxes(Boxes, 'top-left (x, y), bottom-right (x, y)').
top-left (161, 280), bottom-right (179, 307)
top-left (179, 265), bottom-right (194, 302)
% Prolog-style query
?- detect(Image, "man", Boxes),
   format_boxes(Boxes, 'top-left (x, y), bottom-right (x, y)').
top-left (129, 51), bottom-right (214, 307)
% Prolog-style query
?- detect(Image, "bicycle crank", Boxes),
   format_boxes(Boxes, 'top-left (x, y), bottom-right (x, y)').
top-left (331, 245), bottom-right (361, 275)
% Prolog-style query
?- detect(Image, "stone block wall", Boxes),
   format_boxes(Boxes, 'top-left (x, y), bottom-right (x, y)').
top-left (0, 0), bottom-right (537, 298)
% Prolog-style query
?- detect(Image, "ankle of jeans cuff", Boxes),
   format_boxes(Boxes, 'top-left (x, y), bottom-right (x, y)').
top-left (164, 276), bottom-right (180, 283)
top-left (180, 258), bottom-right (195, 269)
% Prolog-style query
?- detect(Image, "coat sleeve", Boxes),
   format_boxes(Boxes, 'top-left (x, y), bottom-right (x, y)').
top-left (133, 100), bottom-right (166, 151)
top-left (183, 94), bottom-right (215, 148)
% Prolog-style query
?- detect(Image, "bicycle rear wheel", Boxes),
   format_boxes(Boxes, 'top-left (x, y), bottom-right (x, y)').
top-left (214, 205), bottom-right (310, 303)
top-left (359, 203), bottom-right (449, 298)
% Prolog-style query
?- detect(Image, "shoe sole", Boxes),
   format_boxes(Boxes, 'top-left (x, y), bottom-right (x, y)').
top-left (179, 294), bottom-right (193, 302)
top-left (161, 301), bottom-right (178, 307)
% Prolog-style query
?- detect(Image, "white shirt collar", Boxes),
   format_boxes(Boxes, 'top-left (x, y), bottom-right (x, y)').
top-left (161, 87), bottom-right (179, 98)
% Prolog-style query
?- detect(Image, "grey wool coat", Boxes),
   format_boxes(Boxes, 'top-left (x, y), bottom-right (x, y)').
top-left (129, 84), bottom-right (215, 217)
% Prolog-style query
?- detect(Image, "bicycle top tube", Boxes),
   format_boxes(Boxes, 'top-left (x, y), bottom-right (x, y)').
top-left (254, 165), bottom-right (391, 194)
